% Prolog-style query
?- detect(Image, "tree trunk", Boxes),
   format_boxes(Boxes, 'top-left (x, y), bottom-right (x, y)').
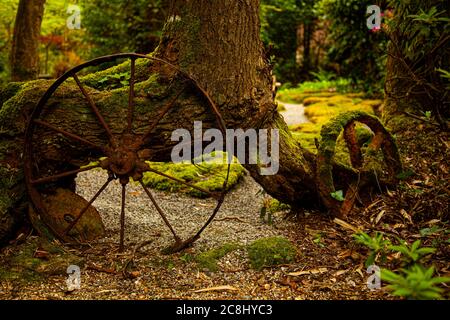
top-left (157, 0), bottom-right (318, 205)
top-left (10, 0), bottom-right (46, 82)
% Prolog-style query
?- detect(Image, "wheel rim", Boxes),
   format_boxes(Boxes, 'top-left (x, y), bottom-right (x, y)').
top-left (24, 53), bottom-right (230, 253)
top-left (316, 112), bottom-right (402, 217)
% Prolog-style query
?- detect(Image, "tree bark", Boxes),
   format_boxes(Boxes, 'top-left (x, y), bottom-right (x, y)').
top-left (10, 0), bottom-right (46, 82)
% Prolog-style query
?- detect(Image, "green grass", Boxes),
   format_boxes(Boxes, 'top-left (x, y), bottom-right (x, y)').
top-left (277, 78), bottom-right (352, 104)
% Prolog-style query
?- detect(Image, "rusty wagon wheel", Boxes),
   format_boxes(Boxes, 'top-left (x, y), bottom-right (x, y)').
top-left (24, 53), bottom-right (230, 253)
top-left (316, 111), bottom-right (402, 218)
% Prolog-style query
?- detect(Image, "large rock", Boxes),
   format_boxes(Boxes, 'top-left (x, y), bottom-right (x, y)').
top-left (30, 188), bottom-right (105, 243)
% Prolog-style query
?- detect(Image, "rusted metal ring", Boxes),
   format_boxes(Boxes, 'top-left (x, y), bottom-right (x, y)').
top-left (24, 53), bottom-right (230, 253)
top-left (316, 111), bottom-right (402, 217)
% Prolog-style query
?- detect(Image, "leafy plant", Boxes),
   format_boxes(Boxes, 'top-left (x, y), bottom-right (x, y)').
top-left (353, 231), bottom-right (391, 267)
top-left (389, 240), bottom-right (436, 264)
top-left (381, 265), bottom-right (450, 300)
top-left (419, 225), bottom-right (446, 237)
top-left (313, 233), bottom-right (325, 248)
top-left (98, 72), bottom-right (130, 89)
top-left (331, 190), bottom-right (345, 202)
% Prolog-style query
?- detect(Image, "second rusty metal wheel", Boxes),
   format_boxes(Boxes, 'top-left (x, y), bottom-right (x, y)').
top-left (24, 53), bottom-right (230, 253)
top-left (316, 111), bottom-right (402, 217)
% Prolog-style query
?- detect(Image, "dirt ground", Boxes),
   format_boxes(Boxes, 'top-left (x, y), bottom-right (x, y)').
top-left (0, 118), bottom-right (448, 300)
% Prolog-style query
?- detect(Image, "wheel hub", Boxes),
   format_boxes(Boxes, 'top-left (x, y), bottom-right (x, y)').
top-left (101, 134), bottom-right (151, 184)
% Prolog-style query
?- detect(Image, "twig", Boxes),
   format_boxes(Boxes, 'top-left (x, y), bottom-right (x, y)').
top-left (87, 264), bottom-right (117, 275)
top-left (215, 216), bottom-right (248, 223)
top-left (122, 240), bottom-right (154, 278)
top-left (402, 111), bottom-right (440, 127)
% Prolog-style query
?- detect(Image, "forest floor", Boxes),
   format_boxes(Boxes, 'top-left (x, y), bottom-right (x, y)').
top-left (0, 94), bottom-right (448, 300)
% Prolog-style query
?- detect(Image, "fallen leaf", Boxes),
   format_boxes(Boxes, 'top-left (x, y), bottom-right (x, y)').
top-left (400, 209), bottom-right (413, 224)
top-left (288, 268), bottom-right (328, 277)
top-left (34, 249), bottom-right (49, 259)
top-left (192, 285), bottom-right (238, 293)
top-left (375, 210), bottom-right (385, 225)
top-left (333, 218), bottom-right (360, 233)
top-left (333, 269), bottom-right (349, 277)
top-left (355, 267), bottom-right (364, 279)
top-left (337, 249), bottom-right (352, 259)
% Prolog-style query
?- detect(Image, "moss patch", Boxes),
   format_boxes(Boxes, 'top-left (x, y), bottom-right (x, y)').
top-left (304, 95), bottom-right (378, 124)
top-left (277, 91), bottom-right (336, 104)
top-left (247, 237), bottom-right (296, 270)
top-left (285, 93), bottom-right (380, 163)
top-left (277, 102), bottom-right (286, 112)
top-left (268, 199), bottom-right (290, 213)
top-left (196, 243), bottom-right (241, 271)
top-left (0, 238), bottom-right (84, 283)
top-left (143, 154), bottom-right (246, 198)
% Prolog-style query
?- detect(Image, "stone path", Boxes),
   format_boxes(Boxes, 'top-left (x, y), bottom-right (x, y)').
top-left (279, 102), bottom-right (309, 126)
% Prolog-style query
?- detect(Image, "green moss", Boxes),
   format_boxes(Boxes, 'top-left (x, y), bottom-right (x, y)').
top-left (268, 199), bottom-right (290, 213)
top-left (277, 102), bottom-right (286, 112)
top-left (247, 237), bottom-right (297, 270)
top-left (287, 93), bottom-right (382, 163)
top-left (196, 243), bottom-right (241, 271)
top-left (142, 153), bottom-right (246, 198)
top-left (277, 91), bottom-right (336, 104)
top-left (81, 56), bottom-right (154, 90)
top-left (304, 95), bottom-right (376, 124)
top-left (0, 238), bottom-right (84, 283)
top-left (0, 82), bottom-right (24, 108)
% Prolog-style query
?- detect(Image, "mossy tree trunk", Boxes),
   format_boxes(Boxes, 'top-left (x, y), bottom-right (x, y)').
top-left (157, 0), bottom-right (319, 205)
top-left (10, 0), bottom-right (46, 82)
top-left (0, 0), bottom-right (392, 245)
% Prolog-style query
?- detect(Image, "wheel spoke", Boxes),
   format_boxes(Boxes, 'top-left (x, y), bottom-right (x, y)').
top-left (127, 58), bottom-right (136, 134)
top-left (139, 181), bottom-right (181, 242)
top-left (144, 164), bottom-right (218, 199)
top-left (139, 88), bottom-right (184, 146)
top-left (31, 165), bottom-right (99, 185)
top-left (119, 183), bottom-right (127, 252)
top-left (73, 74), bottom-right (115, 142)
top-left (191, 164), bottom-right (230, 239)
top-left (64, 177), bottom-right (112, 235)
top-left (33, 119), bottom-right (105, 151)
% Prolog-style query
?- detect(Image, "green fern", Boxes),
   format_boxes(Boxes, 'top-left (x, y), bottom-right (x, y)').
top-left (382, 265), bottom-right (450, 300)
top-left (389, 240), bottom-right (436, 264)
